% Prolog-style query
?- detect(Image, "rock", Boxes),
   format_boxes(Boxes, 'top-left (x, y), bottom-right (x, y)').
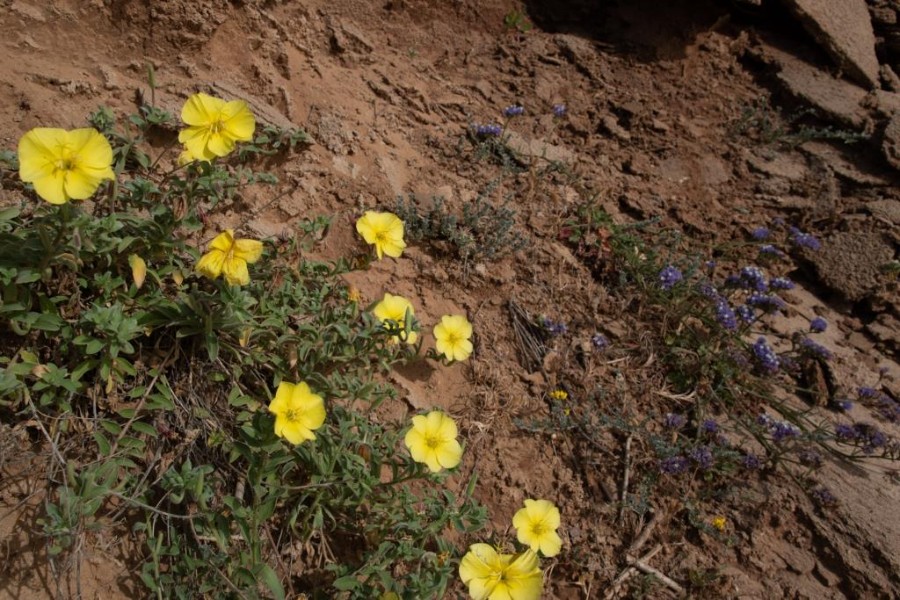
top-left (867, 312), bottom-right (900, 350)
top-left (866, 199), bottom-right (900, 223)
top-left (744, 149), bottom-right (808, 180)
top-left (762, 45), bottom-right (869, 127)
top-left (882, 64), bottom-right (900, 91)
top-left (808, 231), bottom-right (895, 301)
top-left (882, 112), bottom-right (900, 168)
top-left (782, 0), bottom-right (880, 87)
top-left (799, 142), bottom-right (894, 186)
top-left (599, 115), bottom-right (631, 141)
top-left (504, 131), bottom-right (576, 164)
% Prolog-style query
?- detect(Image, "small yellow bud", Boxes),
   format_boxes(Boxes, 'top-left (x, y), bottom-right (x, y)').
top-left (172, 269), bottom-right (184, 286)
top-left (128, 254), bottom-right (147, 289)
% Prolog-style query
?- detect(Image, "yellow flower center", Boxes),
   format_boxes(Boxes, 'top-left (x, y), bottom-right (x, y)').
top-left (209, 119), bottom-right (225, 134)
top-left (54, 156), bottom-right (76, 172)
top-left (445, 332), bottom-right (461, 347)
top-left (284, 408), bottom-right (301, 423)
top-left (424, 433), bottom-right (441, 450)
top-left (530, 522), bottom-right (546, 536)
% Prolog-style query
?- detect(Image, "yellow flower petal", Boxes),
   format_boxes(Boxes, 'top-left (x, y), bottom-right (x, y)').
top-left (207, 133), bottom-right (234, 158)
top-left (269, 381), bottom-right (295, 416)
top-left (435, 438), bottom-right (462, 470)
top-left (209, 230), bottom-right (235, 253)
top-left (233, 239), bottom-right (263, 263)
top-left (63, 168), bottom-right (102, 200)
top-left (196, 249), bottom-right (226, 280)
top-left (31, 171), bottom-right (68, 205)
top-left (222, 256), bottom-right (250, 286)
top-left (221, 100), bottom-right (256, 141)
top-left (181, 92), bottom-right (224, 126)
top-left (128, 255), bottom-right (147, 289)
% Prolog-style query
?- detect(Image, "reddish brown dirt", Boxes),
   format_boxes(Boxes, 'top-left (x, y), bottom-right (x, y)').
top-left (1, 0), bottom-right (899, 598)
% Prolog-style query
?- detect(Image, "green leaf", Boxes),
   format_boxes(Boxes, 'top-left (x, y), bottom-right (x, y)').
top-left (332, 575), bottom-right (360, 591)
top-left (131, 421), bottom-right (158, 437)
top-left (258, 564), bottom-right (285, 600)
top-left (0, 207), bottom-right (21, 222)
top-left (94, 431), bottom-right (111, 455)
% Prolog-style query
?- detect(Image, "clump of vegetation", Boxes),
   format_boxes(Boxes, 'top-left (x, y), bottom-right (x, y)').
top-left (731, 95), bottom-right (869, 148)
top-left (0, 92), bottom-right (487, 598)
top-left (394, 186), bottom-right (527, 263)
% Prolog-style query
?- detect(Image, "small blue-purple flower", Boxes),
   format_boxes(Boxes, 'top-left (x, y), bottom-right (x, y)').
top-left (758, 244), bottom-right (786, 259)
top-left (752, 337), bottom-right (780, 373)
top-left (837, 400), bottom-right (853, 412)
top-left (714, 299), bottom-right (738, 331)
top-left (552, 103), bottom-right (567, 117)
top-left (701, 419), bottom-right (719, 434)
top-left (800, 337), bottom-right (832, 361)
top-left (689, 445), bottom-right (714, 470)
top-left (858, 386), bottom-right (880, 399)
top-left (503, 105), bottom-right (525, 118)
top-left (736, 304), bottom-right (756, 324)
top-left (664, 412), bottom-right (687, 429)
top-left (811, 486), bottom-right (837, 507)
top-left (591, 333), bottom-right (609, 351)
top-left (789, 227), bottom-right (821, 251)
top-left (809, 317), bottom-right (827, 333)
top-left (543, 317), bottom-right (567, 336)
top-left (742, 452), bottom-right (763, 470)
top-left (747, 292), bottom-right (786, 313)
top-left (751, 227), bottom-right (770, 240)
top-left (737, 266), bottom-right (769, 292)
top-left (658, 265), bottom-right (682, 291)
top-left (474, 123), bottom-right (502, 137)
top-left (769, 277), bottom-right (795, 290)
top-left (770, 421), bottom-right (800, 443)
top-left (697, 281), bottom-right (719, 299)
top-left (659, 455), bottom-right (689, 475)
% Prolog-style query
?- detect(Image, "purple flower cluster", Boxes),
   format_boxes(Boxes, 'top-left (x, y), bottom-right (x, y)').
top-left (798, 449), bottom-right (822, 467)
top-left (697, 281), bottom-right (719, 299)
top-left (789, 227), bottom-right (821, 251)
top-left (752, 337), bottom-right (780, 373)
top-left (552, 103), bottom-right (567, 117)
top-left (809, 317), bottom-right (827, 333)
top-left (714, 298), bottom-right (738, 331)
top-left (591, 333), bottom-right (609, 351)
top-left (701, 419), bottom-right (719, 434)
top-left (474, 123), bottom-right (502, 137)
top-left (746, 292), bottom-right (786, 313)
top-left (811, 486), bottom-right (837, 507)
top-left (658, 265), bottom-right (683, 291)
top-left (757, 413), bottom-right (801, 442)
top-left (503, 105), bottom-right (525, 117)
top-left (834, 422), bottom-right (889, 454)
top-left (758, 244), bottom-right (786, 259)
top-left (741, 452), bottom-right (763, 470)
top-left (664, 412), bottom-right (687, 429)
top-left (659, 455), bottom-right (689, 475)
top-left (736, 304), bottom-right (756, 324)
top-left (769, 277), bottom-right (795, 290)
top-left (689, 445), bottom-right (714, 470)
top-left (751, 227), bottom-right (771, 240)
top-left (542, 317), bottom-right (567, 337)
top-left (728, 266), bottom-right (768, 292)
top-left (799, 337), bottom-right (832, 361)
top-left (857, 386), bottom-right (880, 399)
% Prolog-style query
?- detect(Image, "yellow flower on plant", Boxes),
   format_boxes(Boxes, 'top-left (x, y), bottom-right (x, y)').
top-left (128, 254), bottom-right (147, 289)
top-left (433, 314), bottom-right (473, 362)
top-left (512, 499), bottom-right (562, 557)
top-left (268, 381), bottom-right (326, 444)
top-left (549, 389), bottom-right (568, 401)
top-left (372, 292), bottom-right (418, 344)
top-left (403, 410), bottom-right (463, 473)
top-left (178, 92), bottom-right (256, 161)
top-left (17, 127), bottom-right (115, 205)
top-left (196, 229), bottom-right (263, 286)
top-left (355, 211), bottom-right (406, 259)
top-left (459, 544), bottom-right (542, 600)
top-left (711, 516), bottom-right (727, 532)
top-left (177, 146), bottom-right (201, 167)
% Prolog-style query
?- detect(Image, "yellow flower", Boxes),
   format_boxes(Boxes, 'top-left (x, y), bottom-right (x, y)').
top-left (372, 292), bottom-right (418, 345)
top-left (355, 211), bottom-right (406, 259)
top-left (403, 410), bottom-right (463, 473)
top-left (549, 389), bottom-right (568, 401)
top-left (178, 92), bottom-right (256, 161)
top-left (177, 146), bottom-right (202, 167)
top-left (268, 381), bottom-right (326, 444)
top-left (17, 127), bottom-right (115, 205)
top-left (433, 314), bottom-right (473, 362)
top-left (711, 516), bottom-right (727, 532)
top-left (459, 544), bottom-right (542, 600)
top-left (196, 230), bottom-right (263, 286)
top-left (512, 499), bottom-right (562, 557)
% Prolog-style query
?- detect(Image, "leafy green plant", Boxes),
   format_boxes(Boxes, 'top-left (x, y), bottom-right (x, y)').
top-left (0, 96), bottom-right (484, 598)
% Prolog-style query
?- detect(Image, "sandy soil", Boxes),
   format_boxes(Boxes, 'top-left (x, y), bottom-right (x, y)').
top-left (0, 0), bottom-right (898, 598)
